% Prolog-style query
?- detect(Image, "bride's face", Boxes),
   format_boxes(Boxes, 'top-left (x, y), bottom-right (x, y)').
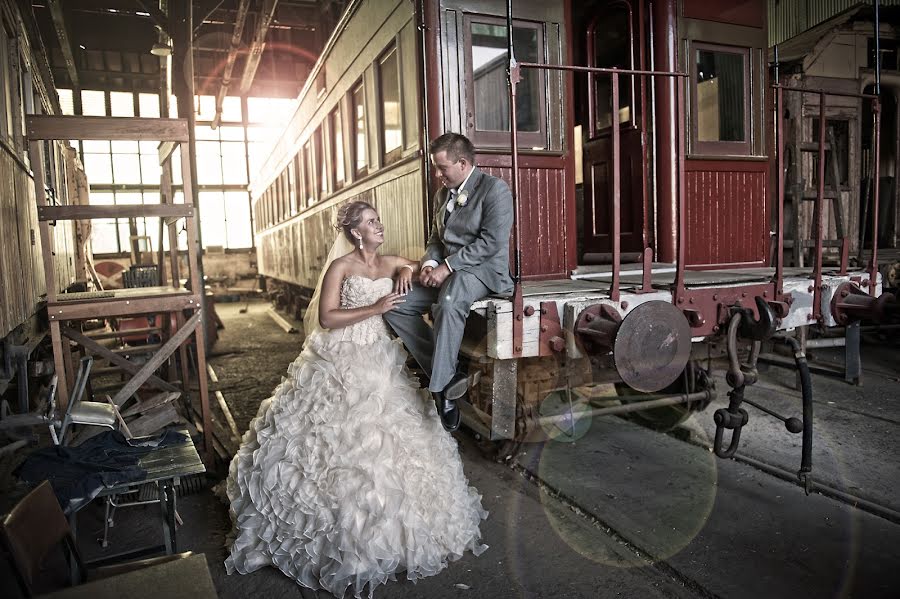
top-left (352, 208), bottom-right (385, 249)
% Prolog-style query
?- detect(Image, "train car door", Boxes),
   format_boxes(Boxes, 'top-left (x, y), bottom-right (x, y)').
top-left (581, 0), bottom-right (647, 260)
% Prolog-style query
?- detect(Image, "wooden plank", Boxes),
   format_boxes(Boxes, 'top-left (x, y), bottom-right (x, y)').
top-left (49, 293), bottom-right (200, 320)
top-left (110, 312), bottom-right (201, 407)
top-left (121, 391), bottom-right (181, 417)
top-left (126, 403), bottom-right (181, 437)
top-left (38, 204), bottom-right (193, 221)
top-left (61, 326), bottom-right (181, 393)
top-left (26, 115), bottom-right (189, 142)
top-left (158, 140), bottom-right (177, 165)
top-left (86, 326), bottom-right (161, 340)
top-left (206, 365), bottom-right (241, 443)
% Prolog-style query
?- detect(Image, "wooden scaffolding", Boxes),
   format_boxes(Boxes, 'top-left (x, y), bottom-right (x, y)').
top-left (25, 112), bottom-right (213, 462)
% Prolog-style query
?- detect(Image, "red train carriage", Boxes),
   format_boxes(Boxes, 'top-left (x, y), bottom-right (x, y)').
top-left (251, 0), bottom-right (894, 479)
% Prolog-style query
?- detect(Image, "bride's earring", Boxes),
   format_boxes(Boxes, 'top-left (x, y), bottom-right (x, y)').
top-left (355, 235), bottom-right (363, 250)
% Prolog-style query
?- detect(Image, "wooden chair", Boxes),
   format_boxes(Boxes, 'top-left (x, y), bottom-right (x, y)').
top-left (0, 481), bottom-right (191, 597)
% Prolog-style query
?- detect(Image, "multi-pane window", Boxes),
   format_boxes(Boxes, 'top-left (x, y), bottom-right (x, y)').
top-left (64, 89), bottom-right (291, 252)
top-left (466, 18), bottom-right (546, 148)
top-left (692, 44), bottom-right (750, 155)
top-left (352, 81), bottom-right (367, 175)
top-left (378, 46), bottom-right (402, 162)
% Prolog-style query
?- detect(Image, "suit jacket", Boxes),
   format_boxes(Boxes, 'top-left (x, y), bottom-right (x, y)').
top-left (423, 167), bottom-right (514, 294)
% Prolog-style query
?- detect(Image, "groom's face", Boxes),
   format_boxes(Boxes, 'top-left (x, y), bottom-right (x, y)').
top-left (431, 150), bottom-right (469, 189)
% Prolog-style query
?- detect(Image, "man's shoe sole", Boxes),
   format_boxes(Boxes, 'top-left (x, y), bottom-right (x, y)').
top-left (444, 374), bottom-right (468, 401)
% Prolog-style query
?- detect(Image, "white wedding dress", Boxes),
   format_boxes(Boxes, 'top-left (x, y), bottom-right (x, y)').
top-left (224, 275), bottom-right (488, 598)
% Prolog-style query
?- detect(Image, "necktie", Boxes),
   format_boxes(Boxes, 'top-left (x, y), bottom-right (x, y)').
top-left (444, 190), bottom-right (456, 224)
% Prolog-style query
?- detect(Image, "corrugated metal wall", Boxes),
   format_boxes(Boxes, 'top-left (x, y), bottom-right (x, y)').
top-left (769, 0), bottom-right (900, 46)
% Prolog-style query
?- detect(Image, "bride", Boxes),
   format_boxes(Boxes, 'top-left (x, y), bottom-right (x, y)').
top-left (224, 200), bottom-right (488, 598)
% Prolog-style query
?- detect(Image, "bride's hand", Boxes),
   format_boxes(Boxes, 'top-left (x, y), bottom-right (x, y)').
top-left (394, 269), bottom-right (413, 295)
top-left (373, 292), bottom-right (406, 314)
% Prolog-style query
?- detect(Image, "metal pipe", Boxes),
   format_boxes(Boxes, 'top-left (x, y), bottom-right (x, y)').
top-left (506, 0), bottom-right (521, 284)
top-left (813, 92), bottom-right (827, 321)
top-left (772, 85), bottom-right (878, 100)
top-left (518, 62), bottom-right (687, 78)
top-left (774, 45), bottom-right (785, 296)
top-left (611, 71), bottom-right (621, 301)
top-left (674, 67), bottom-right (687, 299)
top-left (875, 0), bottom-right (882, 96)
top-left (537, 390), bottom-right (713, 425)
top-left (870, 99), bottom-right (881, 293)
top-left (804, 337), bottom-right (846, 348)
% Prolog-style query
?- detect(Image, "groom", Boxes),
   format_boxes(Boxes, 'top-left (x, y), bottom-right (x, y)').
top-left (385, 133), bottom-right (513, 432)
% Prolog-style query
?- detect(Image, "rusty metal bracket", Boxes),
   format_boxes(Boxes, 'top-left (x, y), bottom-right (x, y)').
top-left (831, 282), bottom-right (898, 325)
top-left (538, 301), bottom-right (564, 356)
top-left (512, 283), bottom-right (524, 357)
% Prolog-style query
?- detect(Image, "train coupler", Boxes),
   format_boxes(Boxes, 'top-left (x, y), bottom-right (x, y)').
top-left (712, 386), bottom-right (749, 458)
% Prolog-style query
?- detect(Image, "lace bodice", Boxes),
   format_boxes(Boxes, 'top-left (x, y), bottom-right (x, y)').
top-left (335, 275), bottom-right (393, 345)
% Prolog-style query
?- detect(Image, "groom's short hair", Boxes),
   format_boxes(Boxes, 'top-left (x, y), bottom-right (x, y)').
top-left (429, 133), bottom-right (475, 165)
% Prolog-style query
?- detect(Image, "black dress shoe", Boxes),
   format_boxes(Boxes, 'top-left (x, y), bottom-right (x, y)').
top-left (435, 391), bottom-right (461, 432)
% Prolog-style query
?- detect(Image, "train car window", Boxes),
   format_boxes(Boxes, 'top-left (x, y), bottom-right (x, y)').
top-left (288, 157), bottom-right (299, 216)
top-left (352, 81), bottom-right (367, 176)
top-left (378, 46), bottom-right (402, 163)
top-left (303, 141), bottom-right (314, 206)
top-left (692, 44), bottom-right (750, 155)
top-left (330, 108), bottom-right (345, 189)
top-left (465, 17), bottom-right (546, 149)
top-left (0, 22), bottom-right (12, 141)
top-left (315, 127), bottom-right (328, 198)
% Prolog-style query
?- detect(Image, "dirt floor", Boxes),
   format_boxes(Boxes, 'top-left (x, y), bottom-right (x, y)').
top-left (2, 298), bottom-right (899, 599)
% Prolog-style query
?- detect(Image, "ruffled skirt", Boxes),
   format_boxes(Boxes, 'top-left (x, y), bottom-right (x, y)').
top-left (224, 332), bottom-right (488, 598)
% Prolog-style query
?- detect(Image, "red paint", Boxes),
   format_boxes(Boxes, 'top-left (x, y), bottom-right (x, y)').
top-left (684, 160), bottom-right (768, 268)
top-left (478, 154), bottom-right (570, 280)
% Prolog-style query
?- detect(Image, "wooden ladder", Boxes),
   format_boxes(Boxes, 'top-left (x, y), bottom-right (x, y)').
top-left (784, 123), bottom-right (847, 267)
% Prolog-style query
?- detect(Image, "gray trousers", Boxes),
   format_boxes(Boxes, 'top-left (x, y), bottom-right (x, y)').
top-left (384, 271), bottom-right (490, 393)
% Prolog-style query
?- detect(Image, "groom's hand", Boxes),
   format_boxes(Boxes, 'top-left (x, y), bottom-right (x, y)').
top-left (421, 263), bottom-right (450, 288)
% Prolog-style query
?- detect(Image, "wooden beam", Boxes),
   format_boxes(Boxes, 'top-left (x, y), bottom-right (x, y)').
top-left (38, 204), bottom-right (193, 221)
top-left (47, 0), bottom-right (79, 88)
top-left (26, 115), bottom-right (189, 142)
top-left (49, 293), bottom-right (200, 321)
top-left (158, 140), bottom-right (178, 166)
top-left (60, 326), bottom-right (181, 393)
top-left (239, 0), bottom-right (279, 94)
top-left (110, 311), bottom-right (201, 407)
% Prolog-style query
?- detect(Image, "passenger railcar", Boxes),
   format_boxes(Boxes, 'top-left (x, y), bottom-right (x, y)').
top-left (0, 0), bottom-right (83, 403)
top-left (251, 0), bottom-right (893, 474)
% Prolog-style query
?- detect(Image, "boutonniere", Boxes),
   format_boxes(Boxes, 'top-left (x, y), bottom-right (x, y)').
top-left (455, 190), bottom-right (469, 207)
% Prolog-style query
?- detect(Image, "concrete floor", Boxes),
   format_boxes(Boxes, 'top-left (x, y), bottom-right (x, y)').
top-left (8, 299), bottom-right (899, 598)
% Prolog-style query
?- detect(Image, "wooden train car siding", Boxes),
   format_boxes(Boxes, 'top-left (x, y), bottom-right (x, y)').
top-left (479, 155), bottom-right (573, 280)
top-left (0, 0), bottom-right (80, 340)
top-left (685, 160), bottom-right (769, 268)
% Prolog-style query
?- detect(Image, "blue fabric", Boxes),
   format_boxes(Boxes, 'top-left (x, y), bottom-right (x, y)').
top-left (14, 429), bottom-right (187, 514)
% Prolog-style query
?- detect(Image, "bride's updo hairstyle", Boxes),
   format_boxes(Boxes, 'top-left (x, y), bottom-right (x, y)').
top-left (335, 200), bottom-right (376, 243)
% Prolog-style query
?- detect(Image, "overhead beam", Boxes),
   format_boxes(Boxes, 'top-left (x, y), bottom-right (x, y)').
top-left (212, 0), bottom-right (250, 129)
top-left (134, 0), bottom-right (172, 37)
top-left (239, 0), bottom-right (279, 94)
top-left (47, 0), bottom-right (79, 88)
top-left (26, 115), bottom-right (189, 142)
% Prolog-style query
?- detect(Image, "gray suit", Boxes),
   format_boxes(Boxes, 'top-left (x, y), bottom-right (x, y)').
top-left (385, 167), bottom-right (513, 393)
